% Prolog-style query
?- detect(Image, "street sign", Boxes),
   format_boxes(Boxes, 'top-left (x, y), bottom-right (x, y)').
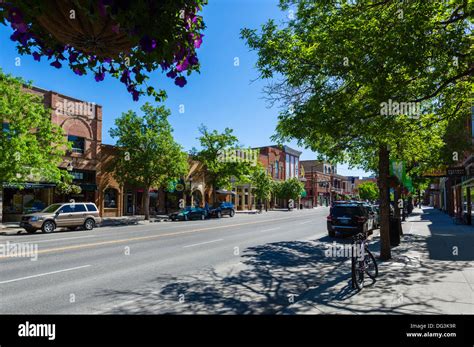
top-left (447, 167), bottom-right (466, 177)
top-left (422, 167), bottom-right (447, 177)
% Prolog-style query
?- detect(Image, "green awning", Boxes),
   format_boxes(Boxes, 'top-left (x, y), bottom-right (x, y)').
top-left (79, 183), bottom-right (97, 192)
top-left (2, 182), bottom-right (57, 189)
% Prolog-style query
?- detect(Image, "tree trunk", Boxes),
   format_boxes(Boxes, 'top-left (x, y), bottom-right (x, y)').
top-left (212, 183), bottom-right (217, 205)
top-left (144, 186), bottom-right (150, 220)
top-left (378, 145), bottom-right (391, 260)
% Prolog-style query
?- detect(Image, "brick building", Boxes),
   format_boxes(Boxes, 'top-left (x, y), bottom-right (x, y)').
top-left (230, 145), bottom-right (302, 210)
top-left (300, 161), bottom-right (335, 207)
top-left (1, 86), bottom-right (103, 222)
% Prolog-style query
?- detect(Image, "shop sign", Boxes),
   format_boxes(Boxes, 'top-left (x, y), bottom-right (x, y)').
top-left (447, 167), bottom-right (466, 177)
top-left (422, 167), bottom-right (447, 177)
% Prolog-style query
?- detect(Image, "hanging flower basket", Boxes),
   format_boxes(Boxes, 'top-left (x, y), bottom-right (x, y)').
top-left (34, 0), bottom-right (134, 59)
top-left (0, 0), bottom-right (207, 101)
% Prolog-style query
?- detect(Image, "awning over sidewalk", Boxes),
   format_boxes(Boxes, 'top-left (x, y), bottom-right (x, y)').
top-left (2, 182), bottom-right (56, 189)
top-left (79, 183), bottom-right (98, 192)
top-left (216, 189), bottom-right (236, 196)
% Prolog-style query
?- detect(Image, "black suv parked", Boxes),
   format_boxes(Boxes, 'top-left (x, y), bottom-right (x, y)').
top-left (206, 202), bottom-right (236, 218)
top-left (327, 203), bottom-right (373, 237)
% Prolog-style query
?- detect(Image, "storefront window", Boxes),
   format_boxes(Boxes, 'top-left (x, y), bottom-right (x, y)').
top-left (68, 135), bottom-right (85, 154)
top-left (104, 188), bottom-right (117, 208)
top-left (2, 186), bottom-right (52, 221)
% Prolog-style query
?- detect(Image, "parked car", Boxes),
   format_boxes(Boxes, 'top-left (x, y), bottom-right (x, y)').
top-left (169, 206), bottom-right (207, 221)
top-left (327, 203), bottom-right (374, 237)
top-left (206, 202), bottom-right (236, 218)
top-left (20, 202), bottom-right (101, 234)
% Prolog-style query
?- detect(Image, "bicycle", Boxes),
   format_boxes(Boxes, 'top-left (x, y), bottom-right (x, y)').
top-left (351, 232), bottom-right (378, 291)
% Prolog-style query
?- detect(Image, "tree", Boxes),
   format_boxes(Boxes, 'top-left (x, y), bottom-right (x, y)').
top-left (275, 178), bottom-right (305, 209)
top-left (0, 1), bottom-right (207, 101)
top-left (0, 70), bottom-right (71, 220)
top-left (242, 1), bottom-right (471, 259)
top-left (357, 182), bottom-right (379, 202)
top-left (251, 164), bottom-right (273, 211)
top-left (192, 125), bottom-right (254, 204)
top-left (109, 103), bottom-right (188, 220)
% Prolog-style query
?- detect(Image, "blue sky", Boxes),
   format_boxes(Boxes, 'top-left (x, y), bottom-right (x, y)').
top-left (0, 0), bottom-right (370, 177)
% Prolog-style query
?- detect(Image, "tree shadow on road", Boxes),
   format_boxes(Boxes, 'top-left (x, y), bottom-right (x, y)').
top-left (96, 231), bottom-right (472, 315)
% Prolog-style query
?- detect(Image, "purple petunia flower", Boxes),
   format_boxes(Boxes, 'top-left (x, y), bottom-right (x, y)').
top-left (32, 52), bottom-right (41, 61)
top-left (10, 30), bottom-right (21, 42)
top-left (188, 55), bottom-right (199, 66)
top-left (132, 90), bottom-right (139, 101)
top-left (194, 34), bottom-right (203, 49)
top-left (174, 76), bottom-right (187, 87)
top-left (45, 49), bottom-right (54, 59)
top-left (73, 68), bottom-right (84, 76)
top-left (94, 70), bottom-right (105, 82)
top-left (50, 60), bottom-right (62, 69)
top-left (12, 22), bottom-right (28, 33)
top-left (69, 51), bottom-right (78, 63)
top-left (176, 58), bottom-right (189, 72)
top-left (120, 69), bottom-right (131, 84)
top-left (166, 70), bottom-right (177, 79)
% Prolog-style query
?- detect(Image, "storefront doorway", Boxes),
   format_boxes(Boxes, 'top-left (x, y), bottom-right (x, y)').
top-left (1, 183), bottom-right (55, 222)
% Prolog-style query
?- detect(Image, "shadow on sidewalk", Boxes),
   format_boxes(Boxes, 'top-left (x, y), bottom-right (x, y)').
top-left (94, 223), bottom-right (470, 314)
top-left (413, 208), bottom-right (474, 261)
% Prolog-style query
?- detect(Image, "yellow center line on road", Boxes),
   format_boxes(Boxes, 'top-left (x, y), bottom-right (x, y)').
top-left (0, 215), bottom-right (308, 258)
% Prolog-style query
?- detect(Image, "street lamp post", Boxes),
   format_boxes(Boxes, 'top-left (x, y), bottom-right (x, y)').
top-left (311, 165), bottom-right (318, 208)
top-left (188, 176), bottom-right (193, 207)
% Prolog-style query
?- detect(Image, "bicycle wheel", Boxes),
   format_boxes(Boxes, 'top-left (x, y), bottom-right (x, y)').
top-left (351, 255), bottom-right (364, 290)
top-left (364, 249), bottom-right (378, 280)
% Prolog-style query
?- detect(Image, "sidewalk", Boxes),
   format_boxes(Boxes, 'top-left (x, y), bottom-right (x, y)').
top-left (0, 215), bottom-right (170, 235)
top-left (280, 207), bottom-right (474, 314)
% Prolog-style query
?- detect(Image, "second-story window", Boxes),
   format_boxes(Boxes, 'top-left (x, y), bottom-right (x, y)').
top-left (68, 135), bottom-right (85, 154)
top-left (275, 160), bottom-right (279, 178)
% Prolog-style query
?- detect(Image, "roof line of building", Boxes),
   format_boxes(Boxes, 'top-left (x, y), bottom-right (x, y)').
top-left (29, 85), bottom-right (102, 107)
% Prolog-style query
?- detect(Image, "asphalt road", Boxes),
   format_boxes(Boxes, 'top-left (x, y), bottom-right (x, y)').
top-left (0, 208), bottom-right (331, 314)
